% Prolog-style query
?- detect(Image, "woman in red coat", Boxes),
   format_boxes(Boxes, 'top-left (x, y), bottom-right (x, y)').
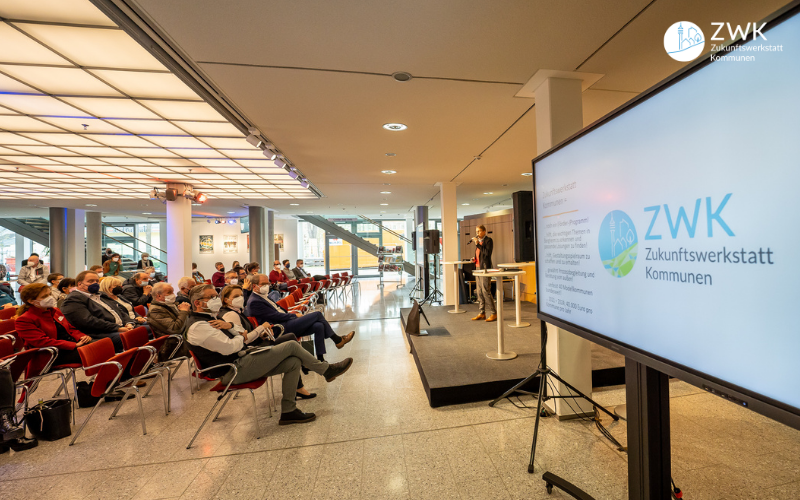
top-left (15, 283), bottom-right (92, 367)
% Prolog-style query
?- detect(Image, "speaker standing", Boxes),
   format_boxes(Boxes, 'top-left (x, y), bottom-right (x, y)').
top-left (471, 225), bottom-right (496, 322)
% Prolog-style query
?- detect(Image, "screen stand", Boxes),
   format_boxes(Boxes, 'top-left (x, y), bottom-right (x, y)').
top-left (625, 358), bottom-right (671, 500)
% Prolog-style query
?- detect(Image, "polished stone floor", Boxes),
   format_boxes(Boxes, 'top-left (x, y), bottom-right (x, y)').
top-left (1, 279), bottom-right (798, 499)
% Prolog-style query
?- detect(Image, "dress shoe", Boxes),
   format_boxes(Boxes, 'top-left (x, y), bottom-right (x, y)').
top-left (335, 331), bottom-right (355, 349)
top-left (471, 313), bottom-right (486, 321)
top-left (279, 409), bottom-right (316, 425)
top-left (296, 392), bottom-right (317, 400)
top-left (485, 314), bottom-right (497, 322)
top-left (323, 358), bottom-right (353, 382)
top-left (1, 411), bottom-right (24, 442)
top-left (0, 436), bottom-right (38, 453)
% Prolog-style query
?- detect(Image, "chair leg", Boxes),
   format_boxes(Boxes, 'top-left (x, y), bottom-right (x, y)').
top-left (70, 397), bottom-right (104, 446)
top-left (265, 378), bottom-right (272, 418)
top-left (213, 392), bottom-right (234, 422)
top-left (135, 387), bottom-right (147, 435)
top-left (249, 389), bottom-right (262, 439)
top-left (187, 396), bottom-right (221, 449)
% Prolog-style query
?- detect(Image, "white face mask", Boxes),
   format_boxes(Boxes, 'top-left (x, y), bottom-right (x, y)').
top-left (229, 278), bottom-right (238, 285)
top-left (149, 272), bottom-right (155, 278)
top-left (112, 257), bottom-right (119, 262)
top-left (205, 297), bottom-right (222, 313)
top-left (96, 272), bottom-right (103, 277)
top-left (298, 264), bottom-right (303, 269)
top-left (164, 294), bottom-right (176, 304)
top-left (231, 296), bottom-right (245, 309)
top-left (37, 296), bottom-right (57, 309)
top-left (259, 285), bottom-right (271, 295)
top-left (28, 261), bottom-right (38, 267)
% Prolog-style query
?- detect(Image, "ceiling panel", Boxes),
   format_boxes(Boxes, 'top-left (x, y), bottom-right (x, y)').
top-left (0, 65), bottom-right (121, 96)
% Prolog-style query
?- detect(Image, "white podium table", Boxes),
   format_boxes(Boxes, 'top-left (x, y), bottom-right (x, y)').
top-left (441, 260), bottom-right (473, 314)
top-left (473, 269), bottom-right (526, 360)
top-left (497, 262), bottom-right (535, 328)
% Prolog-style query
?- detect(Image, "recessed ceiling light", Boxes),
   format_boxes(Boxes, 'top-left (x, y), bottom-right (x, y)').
top-left (290, 203), bottom-right (299, 206)
top-left (227, 211), bottom-right (235, 214)
top-left (380, 203), bottom-right (388, 206)
top-left (484, 192), bottom-right (493, 195)
top-left (382, 123), bottom-right (407, 131)
top-left (380, 211), bottom-right (386, 213)
top-left (461, 203), bottom-right (470, 206)
top-left (85, 204), bottom-right (97, 207)
top-left (522, 172), bottom-right (533, 176)
top-left (142, 212), bottom-right (152, 215)
top-left (380, 191), bottom-right (391, 194)
top-left (385, 153), bottom-right (396, 157)
top-left (392, 72), bottom-right (413, 82)
top-left (381, 170), bottom-right (396, 174)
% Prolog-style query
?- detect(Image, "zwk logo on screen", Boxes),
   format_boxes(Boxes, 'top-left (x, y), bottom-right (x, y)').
top-left (598, 211), bottom-right (638, 278)
top-left (664, 21), bottom-right (705, 61)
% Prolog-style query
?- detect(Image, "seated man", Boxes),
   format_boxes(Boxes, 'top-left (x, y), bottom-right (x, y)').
top-left (17, 253), bottom-right (49, 286)
top-left (47, 273), bottom-right (64, 301)
top-left (176, 276), bottom-right (196, 305)
top-left (61, 271), bottom-right (133, 351)
top-left (186, 284), bottom-right (353, 424)
top-left (143, 266), bottom-right (164, 284)
top-left (147, 282), bottom-right (191, 337)
top-left (121, 272), bottom-right (154, 307)
top-left (292, 259), bottom-right (327, 281)
top-left (88, 265), bottom-right (104, 278)
top-left (211, 262), bottom-right (226, 287)
top-left (246, 274), bottom-right (354, 361)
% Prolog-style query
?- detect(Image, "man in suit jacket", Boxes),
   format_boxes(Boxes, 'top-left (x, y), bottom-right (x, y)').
top-left (245, 274), bottom-right (354, 361)
top-left (292, 259), bottom-right (327, 281)
top-left (61, 271), bottom-right (133, 351)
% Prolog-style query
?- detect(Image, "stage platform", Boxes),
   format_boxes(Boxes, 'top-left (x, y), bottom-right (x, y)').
top-left (400, 301), bottom-right (625, 407)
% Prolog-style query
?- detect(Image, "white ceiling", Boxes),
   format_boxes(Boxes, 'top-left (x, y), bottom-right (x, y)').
top-left (0, 0), bottom-right (791, 221)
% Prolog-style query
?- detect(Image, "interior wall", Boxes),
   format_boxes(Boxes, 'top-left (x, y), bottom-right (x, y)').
top-left (191, 219), bottom-right (250, 276)
top-left (273, 217), bottom-right (299, 264)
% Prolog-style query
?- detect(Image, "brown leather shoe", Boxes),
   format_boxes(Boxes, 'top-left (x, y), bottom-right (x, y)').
top-left (485, 314), bottom-right (497, 322)
top-left (471, 313), bottom-right (486, 321)
top-left (336, 331), bottom-right (355, 349)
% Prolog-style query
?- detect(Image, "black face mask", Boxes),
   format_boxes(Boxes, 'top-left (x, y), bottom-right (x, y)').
top-left (111, 286), bottom-right (124, 295)
top-left (218, 267), bottom-right (225, 272)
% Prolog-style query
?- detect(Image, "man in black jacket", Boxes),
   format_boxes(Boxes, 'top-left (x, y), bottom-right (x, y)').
top-left (61, 271), bottom-right (133, 351)
top-left (471, 225), bottom-right (496, 322)
top-left (121, 272), bottom-right (154, 307)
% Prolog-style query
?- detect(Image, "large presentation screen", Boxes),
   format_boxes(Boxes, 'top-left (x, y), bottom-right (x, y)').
top-left (534, 9), bottom-right (800, 423)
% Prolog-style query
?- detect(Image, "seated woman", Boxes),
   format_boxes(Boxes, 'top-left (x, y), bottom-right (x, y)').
top-left (14, 283), bottom-right (92, 367)
top-left (102, 253), bottom-right (122, 276)
top-left (0, 287), bottom-right (16, 310)
top-left (219, 285), bottom-right (316, 400)
top-left (281, 260), bottom-right (294, 281)
top-left (99, 277), bottom-right (149, 333)
top-left (55, 278), bottom-right (75, 309)
top-left (192, 262), bottom-right (205, 283)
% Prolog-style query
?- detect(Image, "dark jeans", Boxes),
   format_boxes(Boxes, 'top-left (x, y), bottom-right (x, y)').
top-left (0, 367), bottom-right (13, 412)
top-left (283, 311), bottom-right (337, 357)
top-left (53, 348), bottom-right (82, 367)
top-left (87, 331), bottom-right (123, 352)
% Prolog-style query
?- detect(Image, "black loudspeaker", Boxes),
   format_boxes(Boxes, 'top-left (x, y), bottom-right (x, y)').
top-left (411, 231), bottom-right (416, 251)
top-left (423, 229), bottom-right (440, 253)
top-left (512, 190), bottom-right (535, 262)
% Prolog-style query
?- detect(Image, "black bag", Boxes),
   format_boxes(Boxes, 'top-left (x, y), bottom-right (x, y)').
top-left (76, 381), bottom-right (102, 408)
top-left (158, 336), bottom-right (190, 362)
top-left (24, 399), bottom-right (72, 441)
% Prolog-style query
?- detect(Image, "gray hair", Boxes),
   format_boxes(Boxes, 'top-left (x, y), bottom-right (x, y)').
top-left (152, 282), bottom-right (171, 299)
top-left (177, 276), bottom-right (195, 290)
top-left (252, 273), bottom-right (270, 285)
top-left (189, 284), bottom-right (214, 310)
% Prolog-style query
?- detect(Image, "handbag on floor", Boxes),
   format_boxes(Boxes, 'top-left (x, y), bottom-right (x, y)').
top-left (75, 381), bottom-right (102, 408)
top-left (24, 399), bottom-right (72, 441)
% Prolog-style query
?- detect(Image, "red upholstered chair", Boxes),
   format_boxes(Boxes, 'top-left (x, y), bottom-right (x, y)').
top-left (0, 334), bottom-right (13, 358)
top-left (0, 307), bottom-right (16, 320)
top-left (133, 305), bottom-right (147, 317)
top-left (70, 338), bottom-right (139, 446)
top-left (119, 327), bottom-right (170, 415)
top-left (247, 317), bottom-right (259, 328)
top-left (186, 350), bottom-right (270, 449)
top-left (0, 319), bottom-right (23, 351)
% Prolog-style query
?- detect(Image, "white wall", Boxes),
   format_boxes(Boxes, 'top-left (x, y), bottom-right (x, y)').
top-left (190, 217), bottom-right (299, 277)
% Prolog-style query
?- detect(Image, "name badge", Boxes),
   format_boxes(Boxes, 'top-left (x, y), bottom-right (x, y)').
top-left (57, 316), bottom-right (64, 321)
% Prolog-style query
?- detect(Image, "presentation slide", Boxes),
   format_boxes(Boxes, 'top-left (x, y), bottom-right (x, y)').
top-left (535, 14), bottom-right (800, 412)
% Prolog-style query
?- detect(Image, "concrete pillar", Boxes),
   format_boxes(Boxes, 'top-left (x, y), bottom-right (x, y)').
top-left (65, 209), bottom-right (85, 276)
top-left (414, 206), bottom-right (429, 295)
top-left (534, 75), bottom-right (593, 417)
top-left (437, 182), bottom-right (458, 305)
top-left (48, 207), bottom-right (67, 274)
top-left (86, 211), bottom-right (102, 267)
top-left (267, 209), bottom-right (275, 267)
top-left (166, 183), bottom-right (192, 281)
top-left (14, 233), bottom-right (24, 274)
top-left (158, 219), bottom-right (167, 271)
top-left (249, 206), bottom-right (266, 267)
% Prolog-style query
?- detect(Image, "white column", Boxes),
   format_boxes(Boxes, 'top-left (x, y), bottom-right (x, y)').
top-left (437, 181), bottom-right (458, 305)
top-left (535, 75), bottom-right (594, 418)
top-left (166, 183), bottom-right (192, 281)
top-left (158, 219), bottom-right (168, 268)
top-left (85, 211), bottom-right (102, 267)
top-left (267, 209), bottom-right (275, 266)
top-left (65, 208), bottom-right (86, 276)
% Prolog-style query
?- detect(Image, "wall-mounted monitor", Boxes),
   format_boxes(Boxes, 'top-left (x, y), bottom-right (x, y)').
top-left (533, 4), bottom-right (800, 430)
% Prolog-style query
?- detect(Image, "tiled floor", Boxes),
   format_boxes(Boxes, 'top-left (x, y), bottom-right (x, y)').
top-left (1, 279), bottom-right (799, 499)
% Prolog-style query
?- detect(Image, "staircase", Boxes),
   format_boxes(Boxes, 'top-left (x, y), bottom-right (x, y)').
top-left (0, 218), bottom-right (49, 246)
top-left (298, 215), bottom-right (416, 275)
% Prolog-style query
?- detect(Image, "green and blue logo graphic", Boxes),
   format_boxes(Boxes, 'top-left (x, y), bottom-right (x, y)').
top-left (599, 210), bottom-right (638, 277)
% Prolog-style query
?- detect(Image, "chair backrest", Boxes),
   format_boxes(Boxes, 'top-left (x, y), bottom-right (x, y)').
top-left (25, 347), bottom-right (57, 380)
top-left (300, 278), bottom-right (312, 284)
top-left (78, 338), bottom-right (137, 397)
top-left (277, 298), bottom-right (290, 310)
top-left (189, 350), bottom-right (218, 382)
top-left (247, 317), bottom-right (259, 328)
top-left (78, 337), bottom-right (117, 376)
top-left (0, 307), bottom-right (16, 321)
top-left (134, 305), bottom-right (147, 317)
top-left (287, 279), bottom-right (298, 287)
top-left (0, 348), bottom-right (40, 382)
top-left (120, 326), bottom-right (150, 350)
top-left (291, 289), bottom-right (303, 302)
top-left (286, 295), bottom-right (296, 309)
top-left (0, 337), bottom-right (13, 358)
top-left (0, 318), bottom-right (15, 335)
top-left (121, 327), bottom-right (159, 376)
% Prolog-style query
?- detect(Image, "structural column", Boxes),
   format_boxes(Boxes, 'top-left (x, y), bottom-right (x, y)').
top-left (534, 75), bottom-right (593, 417)
top-left (48, 207), bottom-right (67, 274)
top-left (158, 219), bottom-right (168, 270)
top-left (414, 206), bottom-right (429, 297)
top-left (267, 209), bottom-right (275, 267)
top-left (249, 206), bottom-right (266, 267)
top-left (437, 182), bottom-right (458, 305)
top-left (86, 211), bottom-right (102, 268)
top-left (65, 209), bottom-right (85, 276)
top-left (166, 183), bottom-right (192, 280)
